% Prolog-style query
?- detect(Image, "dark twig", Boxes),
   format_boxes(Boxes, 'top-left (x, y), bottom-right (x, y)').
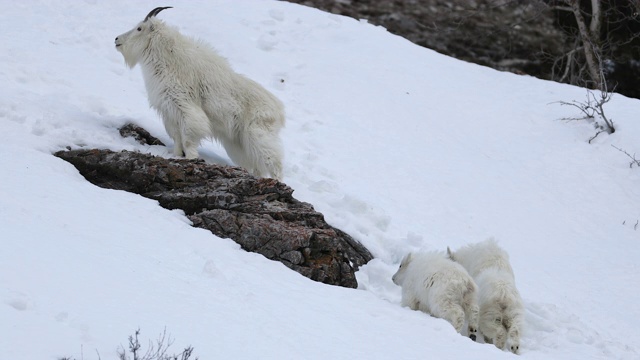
top-left (588, 129), bottom-right (607, 143)
top-left (611, 145), bottom-right (640, 168)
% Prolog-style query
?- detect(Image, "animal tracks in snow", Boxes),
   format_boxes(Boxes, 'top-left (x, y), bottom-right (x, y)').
top-left (524, 302), bottom-right (636, 358)
top-left (257, 32), bottom-right (279, 52)
top-left (268, 8), bottom-right (285, 22)
top-left (5, 292), bottom-right (33, 312)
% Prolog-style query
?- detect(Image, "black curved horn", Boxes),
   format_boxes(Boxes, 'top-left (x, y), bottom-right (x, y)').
top-left (144, 6), bottom-right (173, 22)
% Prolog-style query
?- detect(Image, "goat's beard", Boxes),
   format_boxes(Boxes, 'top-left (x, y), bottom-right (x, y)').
top-left (118, 45), bottom-right (142, 69)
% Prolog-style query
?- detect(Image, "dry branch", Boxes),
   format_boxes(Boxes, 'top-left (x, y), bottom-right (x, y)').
top-left (611, 145), bottom-right (640, 168)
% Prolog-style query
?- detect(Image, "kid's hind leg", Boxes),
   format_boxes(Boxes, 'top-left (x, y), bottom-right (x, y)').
top-left (462, 292), bottom-right (479, 341)
top-left (493, 327), bottom-right (507, 350)
top-left (480, 311), bottom-right (507, 349)
top-left (437, 301), bottom-right (465, 334)
top-left (506, 320), bottom-right (521, 354)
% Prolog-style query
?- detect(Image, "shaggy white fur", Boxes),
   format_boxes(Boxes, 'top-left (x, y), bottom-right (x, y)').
top-left (448, 239), bottom-right (524, 354)
top-left (392, 251), bottom-right (479, 340)
top-left (115, 7), bottom-right (285, 179)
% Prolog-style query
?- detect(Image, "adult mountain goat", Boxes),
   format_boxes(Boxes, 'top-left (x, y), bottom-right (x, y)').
top-left (392, 251), bottom-right (479, 341)
top-left (447, 239), bottom-right (524, 354)
top-left (115, 7), bottom-right (285, 179)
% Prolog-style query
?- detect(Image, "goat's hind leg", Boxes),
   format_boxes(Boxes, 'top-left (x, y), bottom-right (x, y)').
top-left (462, 291), bottom-right (479, 341)
top-left (221, 136), bottom-right (248, 172)
top-left (506, 317), bottom-right (522, 354)
top-left (161, 117), bottom-right (185, 157)
top-left (240, 127), bottom-right (283, 180)
top-left (480, 310), bottom-right (507, 349)
top-left (437, 300), bottom-right (465, 334)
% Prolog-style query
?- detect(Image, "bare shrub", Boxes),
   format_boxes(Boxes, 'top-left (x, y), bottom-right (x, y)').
top-left (118, 328), bottom-right (198, 360)
top-left (59, 328), bottom-right (198, 360)
top-left (554, 87), bottom-right (615, 143)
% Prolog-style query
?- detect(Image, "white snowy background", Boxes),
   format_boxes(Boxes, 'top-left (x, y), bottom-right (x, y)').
top-left (1, 1), bottom-right (639, 359)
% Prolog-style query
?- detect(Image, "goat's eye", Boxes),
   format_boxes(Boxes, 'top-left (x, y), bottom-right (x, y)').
top-left (137, 27), bottom-right (142, 31)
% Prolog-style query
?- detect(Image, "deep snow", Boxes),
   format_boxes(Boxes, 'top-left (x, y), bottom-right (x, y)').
top-left (1, 1), bottom-right (639, 359)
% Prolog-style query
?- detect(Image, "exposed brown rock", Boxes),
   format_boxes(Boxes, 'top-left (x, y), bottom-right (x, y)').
top-left (54, 148), bottom-right (372, 288)
top-left (119, 123), bottom-right (165, 146)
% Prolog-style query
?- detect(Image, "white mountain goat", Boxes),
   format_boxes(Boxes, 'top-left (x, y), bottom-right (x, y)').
top-left (115, 7), bottom-right (285, 179)
top-left (447, 239), bottom-right (524, 354)
top-left (392, 251), bottom-right (479, 341)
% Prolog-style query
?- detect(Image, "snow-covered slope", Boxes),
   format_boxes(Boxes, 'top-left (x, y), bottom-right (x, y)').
top-left (1, 1), bottom-right (639, 359)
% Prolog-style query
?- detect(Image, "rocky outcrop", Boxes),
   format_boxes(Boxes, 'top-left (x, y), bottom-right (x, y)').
top-left (54, 146), bottom-right (373, 288)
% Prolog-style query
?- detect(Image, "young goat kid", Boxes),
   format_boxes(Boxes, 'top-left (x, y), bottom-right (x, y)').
top-left (392, 251), bottom-right (479, 341)
top-left (115, 7), bottom-right (285, 179)
top-left (447, 239), bottom-right (524, 354)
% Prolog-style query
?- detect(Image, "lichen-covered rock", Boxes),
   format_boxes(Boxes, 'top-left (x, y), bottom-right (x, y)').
top-left (54, 148), bottom-right (372, 288)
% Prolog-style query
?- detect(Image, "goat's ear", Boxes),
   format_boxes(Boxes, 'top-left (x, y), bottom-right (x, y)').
top-left (446, 247), bottom-right (455, 260)
top-left (405, 252), bottom-right (413, 263)
top-left (150, 24), bottom-right (155, 31)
